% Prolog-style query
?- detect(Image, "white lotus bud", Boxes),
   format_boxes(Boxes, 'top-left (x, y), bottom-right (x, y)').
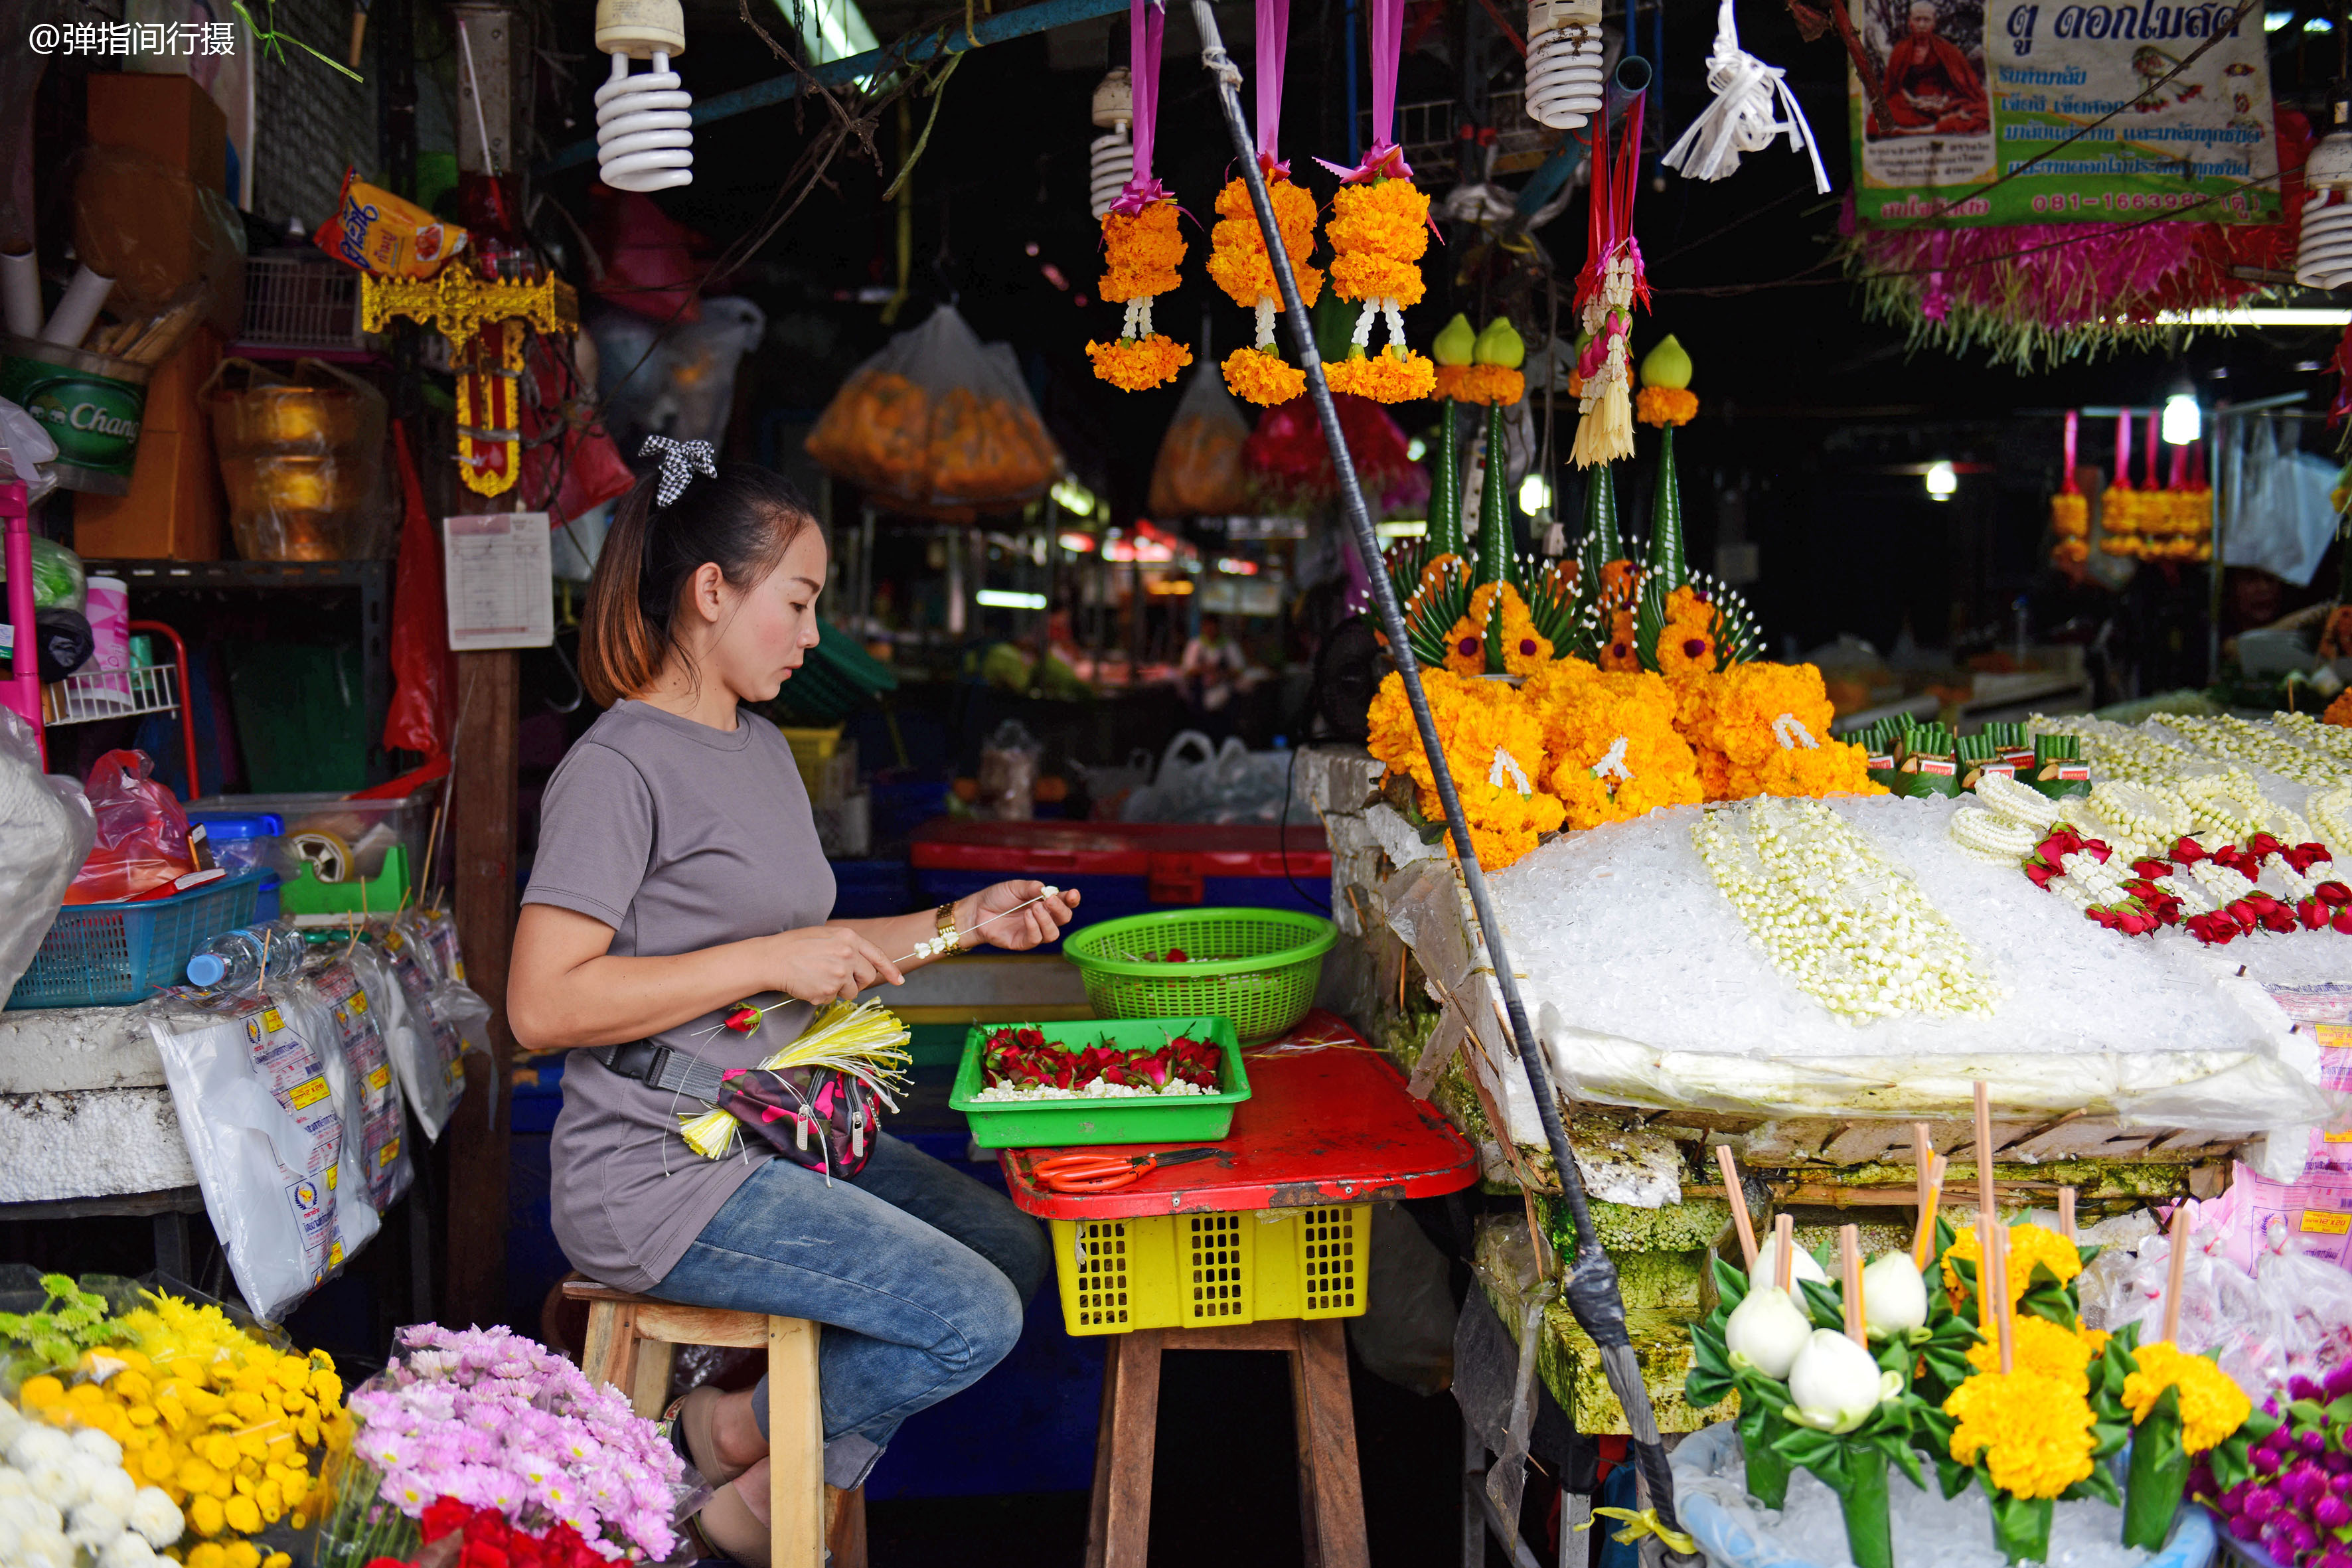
top-left (1786, 1329), bottom-right (1902, 1434)
top-left (1860, 1252), bottom-right (1929, 1337)
top-left (1724, 1286), bottom-right (1814, 1381)
top-left (1751, 1235), bottom-right (1828, 1288)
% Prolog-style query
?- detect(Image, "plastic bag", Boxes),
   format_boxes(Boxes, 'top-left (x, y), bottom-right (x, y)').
top-left (1147, 362), bottom-right (1252, 516)
top-left (591, 297), bottom-right (765, 460)
top-left (382, 422), bottom-right (451, 757)
top-left (147, 989), bottom-right (378, 1323)
top-left (66, 748), bottom-right (192, 904)
top-left (975, 720), bottom-right (1042, 823)
top-left (368, 910), bottom-right (491, 1141)
top-left (0, 706), bottom-right (93, 1000)
top-left (806, 303), bottom-right (1063, 517)
top-left (0, 396), bottom-right (60, 507)
top-left (285, 955), bottom-right (414, 1215)
top-left (0, 532), bottom-right (84, 612)
top-left (204, 357), bottom-right (393, 562)
top-left (71, 143), bottom-right (247, 339)
top-left (1120, 732), bottom-right (1307, 825)
top-left (2080, 1214), bottom-right (2352, 1398)
top-left (519, 334), bottom-right (635, 528)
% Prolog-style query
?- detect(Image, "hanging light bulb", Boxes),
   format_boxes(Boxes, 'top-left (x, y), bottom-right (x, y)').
top-left (2161, 392), bottom-right (2201, 445)
top-left (1089, 67), bottom-right (1134, 220)
top-left (2300, 95), bottom-right (2352, 289)
top-left (1925, 461), bottom-right (1958, 501)
top-left (594, 0), bottom-right (694, 192)
top-left (1525, 0), bottom-right (1605, 130)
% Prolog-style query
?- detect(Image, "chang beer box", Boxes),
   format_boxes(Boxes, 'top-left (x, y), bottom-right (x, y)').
top-left (0, 335), bottom-right (150, 493)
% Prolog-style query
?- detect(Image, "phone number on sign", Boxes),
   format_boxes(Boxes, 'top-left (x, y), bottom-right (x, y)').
top-left (2026, 189), bottom-right (2260, 214)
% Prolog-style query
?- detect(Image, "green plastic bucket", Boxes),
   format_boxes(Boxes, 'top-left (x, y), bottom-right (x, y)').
top-left (950, 1015), bottom-right (1249, 1148)
top-left (0, 335), bottom-right (150, 494)
top-left (1061, 908), bottom-right (1336, 1042)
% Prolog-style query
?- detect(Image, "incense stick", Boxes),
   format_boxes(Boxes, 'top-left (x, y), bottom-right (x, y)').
top-left (1972, 1080), bottom-right (1997, 1228)
top-left (1774, 1212), bottom-right (1794, 1293)
top-left (1913, 1154), bottom-right (1947, 1271)
top-left (1717, 1144), bottom-right (1758, 1273)
top-left (1991, 1217), bottom-right (2014, 1373)
top-left (2058, 1187), bottom-right (2077, 1245)
top-left (1841, 1225), bottom-right (1865, 1348)
top-left (2161, 1204), bottom-right (2190, 1345)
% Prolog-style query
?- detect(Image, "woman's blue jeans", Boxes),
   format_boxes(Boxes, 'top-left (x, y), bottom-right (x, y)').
top-left (647, 1133), bottom-right (1051, 1488)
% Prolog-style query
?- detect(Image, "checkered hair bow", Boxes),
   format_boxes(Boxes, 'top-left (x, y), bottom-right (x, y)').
top-left (641, 435), bottom-right (718, 507)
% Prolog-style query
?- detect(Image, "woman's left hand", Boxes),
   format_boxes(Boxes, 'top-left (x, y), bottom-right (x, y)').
top-left (957, 880), bottom-right (1081, 952)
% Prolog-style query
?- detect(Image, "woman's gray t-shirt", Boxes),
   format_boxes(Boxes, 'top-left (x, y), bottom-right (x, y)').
top-left (523, 699), bottom-right (836, 1293)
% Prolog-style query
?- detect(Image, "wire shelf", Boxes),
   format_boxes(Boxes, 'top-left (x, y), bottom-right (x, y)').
top-left (238, 254), bottom-right (365, 353)
top-left (44, 662), bottom-right (180, 727)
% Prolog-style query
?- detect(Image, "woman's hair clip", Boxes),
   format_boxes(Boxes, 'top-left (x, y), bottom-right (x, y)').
top-left (641, 435), bottom-right (719, 507)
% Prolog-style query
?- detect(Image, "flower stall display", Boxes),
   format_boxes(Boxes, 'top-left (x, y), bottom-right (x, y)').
top-left (1087, 0), bottom-right (1192, 392)
top-left (1210, 0), bottom-right (1322, 408)
top-left (1314, 0), bottom-right (1434, 404)
top-left (316, 1324), bottom-right (685, 1568)
top-left (0, 1275), bottom-right (351, 1568)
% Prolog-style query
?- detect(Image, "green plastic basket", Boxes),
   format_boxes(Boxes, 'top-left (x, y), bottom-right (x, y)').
top-left (949, 1016), bottom-right (1249, 1148)
top-left (1060, 908), bottom-right (1337, 1042)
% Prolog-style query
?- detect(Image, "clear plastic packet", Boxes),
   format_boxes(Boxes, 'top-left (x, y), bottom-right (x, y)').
top-left (1147, 361), bottom-right (1253, 516)
top-left (0, 706), bottom-right (92, 1001)
top-left (2084, 1212), bottom-right (2352, 1398)
top-left (976, 719), bottom-right (1042, 822)
top-left (70, 143), bottom-right (246, 340)
top-left (363, 927), bottom-right (465, 1141)
top-left (145, 990), bottom-right (377, 1323)
top-left (805, 303), bottom-right (1063, 517)
top-left (287, 955), bottom-right (414, 1215)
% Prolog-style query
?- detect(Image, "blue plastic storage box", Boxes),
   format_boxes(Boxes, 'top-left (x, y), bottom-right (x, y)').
top-left (7, 868), bottom-right (268, 1010)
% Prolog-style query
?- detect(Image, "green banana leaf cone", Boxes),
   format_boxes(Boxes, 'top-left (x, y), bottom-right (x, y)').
top-left (2122, 1387), bottom-right (2186, 1551)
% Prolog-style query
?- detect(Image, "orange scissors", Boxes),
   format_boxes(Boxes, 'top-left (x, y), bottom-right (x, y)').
top-left (1030, 1147), bottom-right (1221, 1194)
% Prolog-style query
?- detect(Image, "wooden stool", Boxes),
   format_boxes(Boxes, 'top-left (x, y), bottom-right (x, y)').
top-left (562, 1279), bottom-right (863, 1568)
top-left (1083, 1319), bottom-right (1367, 1568)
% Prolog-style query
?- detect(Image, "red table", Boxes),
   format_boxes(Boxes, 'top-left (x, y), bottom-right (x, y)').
top-left (999, 1010), bottom-right (1478, 1568)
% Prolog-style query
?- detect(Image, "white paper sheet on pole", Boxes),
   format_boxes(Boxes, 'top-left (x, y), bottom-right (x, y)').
top-left (443, 511), bottom-right (554, 651)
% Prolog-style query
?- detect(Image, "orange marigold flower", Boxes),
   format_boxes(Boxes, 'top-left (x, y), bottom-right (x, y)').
top-left (1324, 347), bottom-right (1435, 404)
top-left (1330, 253), bottom-right (1428, 306)
top-left (1657, 624), bottom-right (1717, 679)
top-left (1440, 583), bottom-right (1553, 676)
top-left (1222, 346), bottom-right (1306, 407)
top-left (1327, 179), bottom-right (1430, 307)
top-left (1087, 334), bottom-right (1193, 391)
top-left (1454, 364), bottom-right (1526, 408)
top-left (1634, 384), bottom-right (1699, 427)
top-left (2327, 689), bottom-right (2352, 729)
top-left (1206, 175), bottom-right (1324, 311)
top-left (1597, 559), bottom-right (1639, 611)
top-left (1433, 362), bottom-right (1470, 400)
top-left (1099, 202), bottom-right (1186, 302)
top-left (1599, 609), bottom-right (1640, 671)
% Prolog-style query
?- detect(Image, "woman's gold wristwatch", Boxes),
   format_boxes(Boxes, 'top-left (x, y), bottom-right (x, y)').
top-left (935, 902), bottom-right (963, 955)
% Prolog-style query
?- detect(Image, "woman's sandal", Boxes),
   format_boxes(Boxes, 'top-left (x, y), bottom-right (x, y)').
top-left (659, 1385), bottom-right (749, 1488)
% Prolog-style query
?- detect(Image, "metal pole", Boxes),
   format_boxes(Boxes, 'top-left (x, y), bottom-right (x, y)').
top-left (1186, 5), bottom-right (1692, 1557)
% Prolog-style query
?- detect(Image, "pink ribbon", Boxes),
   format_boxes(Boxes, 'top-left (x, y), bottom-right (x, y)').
top-left (1111, 0), bottom-right (1168, 215)
top-left (1315, 0), bottom-right (1412, 182)
top-left (1256, 0), bottom-right (1288, 165)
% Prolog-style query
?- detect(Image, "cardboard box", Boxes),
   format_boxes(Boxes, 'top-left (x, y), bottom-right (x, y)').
top-left (86, 73), bottom-right (228, 188)
top-left (72, 327), bottom-right (225, 560)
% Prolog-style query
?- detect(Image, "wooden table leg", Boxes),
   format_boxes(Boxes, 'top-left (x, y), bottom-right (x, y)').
top-left (1083, 1341), bottom-right (1121, 1568)
top-left (1101, 1330), bottom-right (1163, 1568)
top-left (825, 1484), bottom-right (868, 1568)
top-left (1291, 1318), bottom-right (1368, 1568)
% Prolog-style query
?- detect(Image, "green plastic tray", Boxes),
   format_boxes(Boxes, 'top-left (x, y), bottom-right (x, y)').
top-left (949, 1016), bottom-right (1251, 1149)
top-left (1060, 909), bottom-right (1337, 1042)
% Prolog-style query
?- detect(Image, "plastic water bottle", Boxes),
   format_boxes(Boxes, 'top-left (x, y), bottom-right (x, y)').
top-left (185, 923), bottom-right (307, 991)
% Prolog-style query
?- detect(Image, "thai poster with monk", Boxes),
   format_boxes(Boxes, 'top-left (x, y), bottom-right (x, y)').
top-left (1845, 0), bottom-right (2280, 227)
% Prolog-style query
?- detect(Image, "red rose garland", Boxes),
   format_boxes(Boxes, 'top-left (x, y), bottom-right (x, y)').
top-left (2019, 826), bottom-right (2352, 947)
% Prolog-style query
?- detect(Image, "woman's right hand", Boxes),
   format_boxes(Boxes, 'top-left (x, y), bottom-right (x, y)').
top-left (769, 925), bottom-right (906, 1002)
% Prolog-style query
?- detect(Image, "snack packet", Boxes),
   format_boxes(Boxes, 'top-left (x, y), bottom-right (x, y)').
top-left (316, 167), bottom-right (468, 278)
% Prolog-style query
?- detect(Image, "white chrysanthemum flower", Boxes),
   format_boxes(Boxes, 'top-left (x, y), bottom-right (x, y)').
top-left (67, 1498), bottom-right (125, 1549)
top-left (0, 1492), bottom-right (62, 1532)
top-left (100, 1531), bottom-right (161, 1568)
top-left (0, 1401), bottom-right (25, 1450)
top-left (126, 1488), bottom-right (183, 1549)
top-left (0, 1465), bottom-right (31, 1499)
top-left (0, 1516), bottom-right (18, 1561)
top-left (20, 1522), bottom-right (73, 1568)
top-left (68, 1429), bottom-right (123, 1468)
top-left (21, 1463), bottom-right (81, 1510)
top-left (82, 1466), bottom-right (135, 1516)
top-left (5, 1428), bottom-right (72, 1472)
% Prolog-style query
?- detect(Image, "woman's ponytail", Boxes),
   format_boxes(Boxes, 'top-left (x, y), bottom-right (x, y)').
top-left (578, 460), bottom-right (817, 708)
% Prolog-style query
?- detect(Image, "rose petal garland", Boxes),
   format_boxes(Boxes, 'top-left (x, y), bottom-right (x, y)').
top-left (1211, 0), bottom-right (1322, 406)
top-left (1571, 93), bottom-right (1650, 467)
top-left (1087, 0), bottom-right (1192, 392)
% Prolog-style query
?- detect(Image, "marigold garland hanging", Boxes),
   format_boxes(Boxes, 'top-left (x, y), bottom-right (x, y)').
top-left (1313, 0), bottom-right (1433, 404)
top-left (1087, 0), bottom-right (1191, 392)
top-left (1210, 0), bottom-right (1323, 406)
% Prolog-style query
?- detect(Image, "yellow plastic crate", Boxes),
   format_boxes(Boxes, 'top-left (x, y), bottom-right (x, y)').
top-left (1049, 1205), bottom-right (1370, 1336)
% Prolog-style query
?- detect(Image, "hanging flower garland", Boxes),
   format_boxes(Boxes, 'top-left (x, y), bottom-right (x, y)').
top-left (1571, 93), bottom-right (1650, 467)
top-left (1211, 0), bottom-right (1322, 407)
top-left (1086, 0), bottom-right (1193, 392)
top-left (2049, 410), bottom-right (2088, 569)
top-left (1315, 0), bottom-right (1434, 404)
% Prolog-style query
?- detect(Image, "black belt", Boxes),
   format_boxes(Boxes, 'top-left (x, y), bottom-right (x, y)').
top-left (589, 1041), bottom-right (729, 1102)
